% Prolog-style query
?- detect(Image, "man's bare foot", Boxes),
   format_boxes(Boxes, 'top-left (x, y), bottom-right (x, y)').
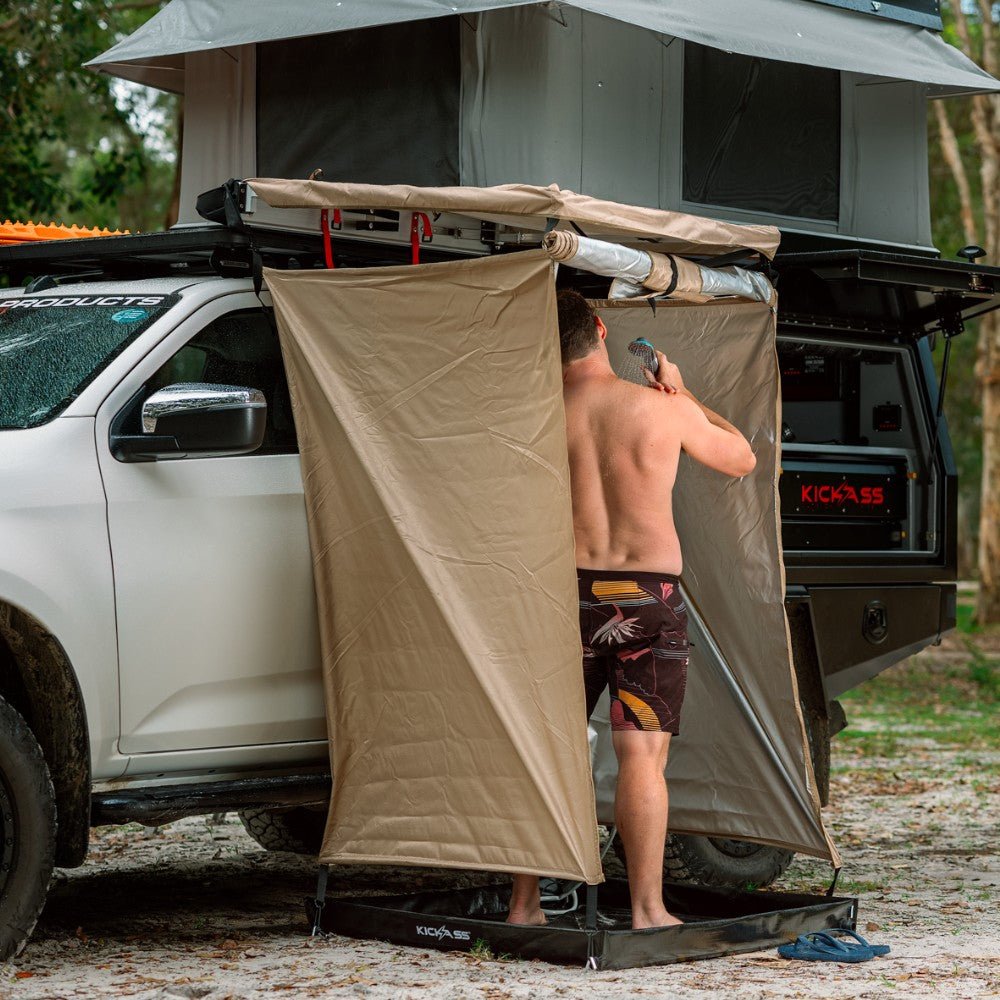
top-left (631, 907), bottom-right (683, 930)
top-left (506, 908), bottom-right (547, 926)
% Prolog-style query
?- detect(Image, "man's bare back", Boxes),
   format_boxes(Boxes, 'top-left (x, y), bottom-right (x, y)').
top-left (564, 373), bottom-right (685, 574)
top-left (563, 336), bottom-right (756, 575)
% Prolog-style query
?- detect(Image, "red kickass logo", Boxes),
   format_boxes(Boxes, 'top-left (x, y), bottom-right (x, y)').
top-left (800, 483), bottom-right (885, 506)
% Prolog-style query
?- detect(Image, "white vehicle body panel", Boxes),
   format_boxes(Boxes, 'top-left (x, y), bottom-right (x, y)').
top-left (92, 290), bottom-right (326, 759)
top-left (0, 418), bottom-right (123, 779)
top-left (0, 278), bottom-right (327, 781)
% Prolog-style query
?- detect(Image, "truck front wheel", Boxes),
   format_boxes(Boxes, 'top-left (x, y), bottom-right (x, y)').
top-left (0, 695), bottom-right (56, 959)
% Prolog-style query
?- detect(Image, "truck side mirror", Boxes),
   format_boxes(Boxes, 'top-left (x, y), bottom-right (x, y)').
top-left (111, 383), bottom-right (267, 462)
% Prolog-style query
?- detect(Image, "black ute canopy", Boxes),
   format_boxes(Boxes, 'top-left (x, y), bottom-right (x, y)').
top-left (774, 250), bottom-right (1000, 339)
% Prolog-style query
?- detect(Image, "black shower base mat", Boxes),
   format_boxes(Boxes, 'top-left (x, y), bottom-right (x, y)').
top-left (307, 878), bottom-right (857, 970)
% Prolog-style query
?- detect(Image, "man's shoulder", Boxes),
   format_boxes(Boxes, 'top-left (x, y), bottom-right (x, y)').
top-left (629, 385), bottom-right (704, 436)
top-left (612, 378), bottom-right (689, 410)
top-left (610, 375), bottom-right (661, 400)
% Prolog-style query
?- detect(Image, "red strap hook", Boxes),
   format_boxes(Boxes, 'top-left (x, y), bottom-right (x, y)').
top-left (320, 209), bottom-right (342, 269)
top-left (410, 212), bottom-right (432, 265)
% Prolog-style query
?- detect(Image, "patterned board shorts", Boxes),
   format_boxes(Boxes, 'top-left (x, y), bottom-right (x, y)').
top-left (578, 568), bottom-right (689, 735)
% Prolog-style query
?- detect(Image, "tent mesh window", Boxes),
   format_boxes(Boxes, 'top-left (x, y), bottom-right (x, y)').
top-left (256, 17), bottom-right (461, 186)
top-left (682, 43), bottom-right (841, 222)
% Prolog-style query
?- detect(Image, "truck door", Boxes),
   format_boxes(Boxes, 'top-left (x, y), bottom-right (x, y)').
top-left (95, 293), bottom-right (326, 761)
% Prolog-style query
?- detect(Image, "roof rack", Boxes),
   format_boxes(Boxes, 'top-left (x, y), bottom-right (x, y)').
top-left (0, 223), bottom-right (478, 289)
top-left (0, 227), bottom-right (306, 286)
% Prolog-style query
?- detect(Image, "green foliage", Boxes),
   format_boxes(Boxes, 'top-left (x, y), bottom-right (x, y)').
top-left (469, 938), bottom-right (494, 960)
top-left (956, 597), bottom-right (981, 635)
top-left (0, 1), bottom-right (176, 232)
top-left (840, 654), bottom-right (998, 753)
top-left (968, 656), bottom-right (999, 700)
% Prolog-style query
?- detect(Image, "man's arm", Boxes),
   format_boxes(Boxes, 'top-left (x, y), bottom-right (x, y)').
top-left (675, 390), bottom-right (756, 477)
top-left (649, 352), bottom-right (756, 478)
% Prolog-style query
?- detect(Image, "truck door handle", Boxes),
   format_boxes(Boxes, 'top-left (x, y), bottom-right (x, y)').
top-left (862, 601), bottom-right (888, 645)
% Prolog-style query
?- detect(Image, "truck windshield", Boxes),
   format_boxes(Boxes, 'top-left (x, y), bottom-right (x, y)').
top-left (0, 293), bottom-right (176, 429)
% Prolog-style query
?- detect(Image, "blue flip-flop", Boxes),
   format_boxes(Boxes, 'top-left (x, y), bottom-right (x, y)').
top-left (823, 928), bottom-right (890, 957)
top-left (778, 929), bottom-right (889, 963)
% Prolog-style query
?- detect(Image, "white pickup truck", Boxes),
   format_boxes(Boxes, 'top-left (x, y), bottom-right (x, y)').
top-left (2, 219), bottom-right (987, 958)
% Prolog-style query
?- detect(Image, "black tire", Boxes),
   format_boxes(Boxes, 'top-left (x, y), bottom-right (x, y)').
top-left (674, 834), bottom-right (789, 888)
top-left (0, 695), bottom-right (56, 959)
top-left (613, 831), bottom-right (793, 890)
top-left (238, 806), bottom-right (326, 855)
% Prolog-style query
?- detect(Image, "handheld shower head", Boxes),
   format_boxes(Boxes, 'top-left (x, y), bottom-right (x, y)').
top-left (618, 338), bottom-right (659, 387)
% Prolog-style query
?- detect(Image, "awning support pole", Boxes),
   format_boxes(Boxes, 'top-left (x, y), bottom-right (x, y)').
top-left (826, 866), bottom-right (842, 898)
top-left (584, 882), bottom-right (599, 970)
top-left (926, 326), bottom-right (957, 485)
top-left (311, 865), bottom-right (330, 936)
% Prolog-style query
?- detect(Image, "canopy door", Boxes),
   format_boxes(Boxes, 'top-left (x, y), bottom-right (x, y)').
top-left (774, 250), bottom-right (1000, 337)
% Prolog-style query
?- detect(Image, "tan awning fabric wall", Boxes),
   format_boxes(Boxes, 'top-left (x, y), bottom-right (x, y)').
top-left (265, 251), bottom-right (603, 882)
top-left (248, 178), bottom-right (781, 259)
top-left (597, 300), bottom-right (839, 863)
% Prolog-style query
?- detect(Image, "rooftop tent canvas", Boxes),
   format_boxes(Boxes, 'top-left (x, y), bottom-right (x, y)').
top-left (90, 0), bottom-right (1000, 248)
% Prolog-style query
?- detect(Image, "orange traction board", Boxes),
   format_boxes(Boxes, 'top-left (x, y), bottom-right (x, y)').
top-left (0, 221), bottom-right (129, 246)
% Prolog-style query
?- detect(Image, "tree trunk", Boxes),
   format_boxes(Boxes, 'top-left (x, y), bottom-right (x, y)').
top-left (976, 310), bottom-right (1000, 621)
top-left (933, 100), bottom-right (978, 245)
top-left (976, 94), bottom-right (1000, 622)
top-left (164, 106), bottom-right (183, 230)
top-left (945, 0), bottom-right (1000, 622)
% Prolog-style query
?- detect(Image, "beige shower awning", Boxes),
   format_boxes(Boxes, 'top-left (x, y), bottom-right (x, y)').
top-left (597, 298), bottom-right (838, 863)
top-left (265, 237), bottom-right (838, 881)
top-left (247, 178), bottom-right (782, 260)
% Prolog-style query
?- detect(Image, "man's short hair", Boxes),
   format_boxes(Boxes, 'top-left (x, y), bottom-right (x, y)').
top-left (557, 290), bottom-right (600, 363)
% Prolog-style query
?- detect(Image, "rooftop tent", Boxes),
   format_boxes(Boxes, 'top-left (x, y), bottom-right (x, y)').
top-left (87, 1), bottom-right (1000, 248)
top-left (89, 0), bottom-right (999, 96)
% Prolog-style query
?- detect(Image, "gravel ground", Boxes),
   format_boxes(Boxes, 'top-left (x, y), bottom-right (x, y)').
top-left (2, 655), bottom-right (997, 1000)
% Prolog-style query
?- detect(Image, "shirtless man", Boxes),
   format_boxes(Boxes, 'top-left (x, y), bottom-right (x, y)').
top-left (508, 290), bottom-right (756, 930)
